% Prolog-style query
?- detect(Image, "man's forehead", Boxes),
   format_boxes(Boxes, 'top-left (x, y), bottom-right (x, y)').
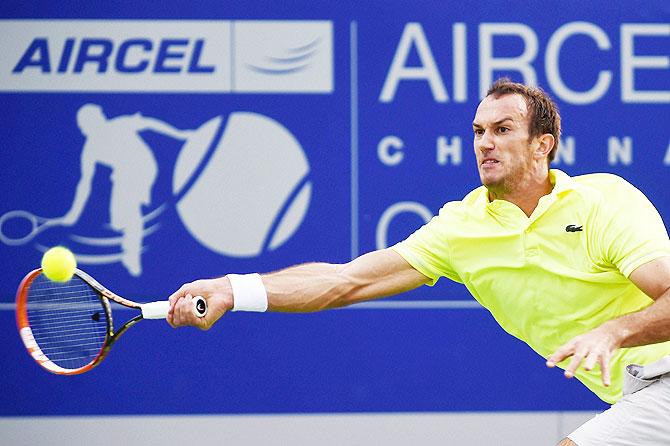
top-left (473, 93), bottom-right (528, 125)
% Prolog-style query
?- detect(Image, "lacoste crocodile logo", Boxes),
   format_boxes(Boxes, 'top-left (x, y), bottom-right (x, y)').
top-left (565, 224), bottom-right (583, 232)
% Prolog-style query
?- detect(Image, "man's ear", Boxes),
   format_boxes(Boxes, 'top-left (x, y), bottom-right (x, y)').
top-left (534, 133), bottom-right (555, 159)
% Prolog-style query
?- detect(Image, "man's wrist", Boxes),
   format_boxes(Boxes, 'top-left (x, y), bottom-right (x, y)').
top-left (226, 273), bottom-right (268, 312)
top-left (217, 276), bottom-right (235, 311)
top-left (601, 318), bottom-right (627, 349)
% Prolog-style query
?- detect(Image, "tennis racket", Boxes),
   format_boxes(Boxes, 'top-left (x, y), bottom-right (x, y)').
top-left (16, 268), bottom-right (207, 375)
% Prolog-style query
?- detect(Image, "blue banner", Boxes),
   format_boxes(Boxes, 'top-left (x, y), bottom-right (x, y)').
top-left (1, 1), bottom-right (668, 416)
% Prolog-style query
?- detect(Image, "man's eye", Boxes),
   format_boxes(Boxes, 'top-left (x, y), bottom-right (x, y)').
top-left (498, 127), bottom-right (509, 133)
top-left (474, 129), bottom-right (484, 136)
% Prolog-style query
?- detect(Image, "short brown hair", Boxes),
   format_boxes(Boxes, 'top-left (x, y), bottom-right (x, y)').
top-left (486, 78), bottom-right (561, 163)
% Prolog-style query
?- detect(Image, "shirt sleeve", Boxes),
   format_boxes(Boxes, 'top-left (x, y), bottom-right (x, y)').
top-left (390, 204), bottom-right (461, 286)
top-left (593, 177), bottom-right (670, 277)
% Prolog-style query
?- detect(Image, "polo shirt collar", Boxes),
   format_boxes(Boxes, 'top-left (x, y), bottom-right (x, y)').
top-left (550, 169), bottom-right (576, 197)
top-left (480, 169), bottom-right (577, 219)
top-left (480, 169), bottom-right (576, 205)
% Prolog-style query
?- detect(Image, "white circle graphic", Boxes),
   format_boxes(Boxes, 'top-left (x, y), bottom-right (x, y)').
top-left (174, 112), bottom-right (311, 257)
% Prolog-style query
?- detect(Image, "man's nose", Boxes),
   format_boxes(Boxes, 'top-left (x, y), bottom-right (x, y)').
top-left (478, 130), bottom-right (494, 151)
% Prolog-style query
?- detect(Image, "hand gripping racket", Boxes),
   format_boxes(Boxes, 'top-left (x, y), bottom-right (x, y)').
top-left (16, 268), bottom-right (207, 375)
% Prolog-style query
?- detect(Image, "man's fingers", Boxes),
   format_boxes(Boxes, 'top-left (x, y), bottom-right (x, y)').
top-left (167, 279), bottom-right (227, 330)
top-left (167, 283), bottom-right (195, 325)
top-left (546, 326), bottom-right (618, 386)
top-left (175, 294), bottom-right (193, 326)
top-left (600, 355), bottom-right (612, 387)
top-left (583, 351), bottom-right (599, 372)
top-left (172, 294), bottom-right (190, 327)
top-left (546, 343), bottom-right (575, 368)
top-left (168, 284), bottom-right (191, 309)
top-left (564, 351), bottom-right (586, 378)
top-left (171, 298), bottom-right (181, 326)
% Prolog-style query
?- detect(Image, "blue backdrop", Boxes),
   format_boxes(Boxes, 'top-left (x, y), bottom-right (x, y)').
top-left (1, 1), bottom-right (668, 416)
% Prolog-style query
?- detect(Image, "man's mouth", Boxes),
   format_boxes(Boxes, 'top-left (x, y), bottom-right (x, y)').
top-left (482, 159), bottom-right (499, 165)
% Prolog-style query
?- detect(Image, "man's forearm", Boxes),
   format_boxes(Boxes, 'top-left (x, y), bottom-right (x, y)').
top-left (262, 262), bottom-right (353, 312)
top-left (261, 250), bottom-right (428, 312)
top-left (607, 290), bottom-right (670, 348)
top-left (167, 249), bottom-right (428, 328)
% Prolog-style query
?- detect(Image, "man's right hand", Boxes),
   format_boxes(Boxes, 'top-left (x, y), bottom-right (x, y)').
top-left (167, 276), bottom-right (234, 330)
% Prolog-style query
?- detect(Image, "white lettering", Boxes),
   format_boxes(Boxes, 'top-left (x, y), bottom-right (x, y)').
top-left (453, 23), bottom-right (467, 103)
top-left (621, 24), bottom-right (670, 103)
top-left (378, 136), bottom-right (405, 166)
top-left (379, 23), bottom-right (448, 103)
top-left (608, 136), bottom-right (633, 165)
top-left (546, 22), bottom-right (612, 104)
top-left (376, 202), bottom-right (433, 249)
top-left (664, 140), bottom-right (670, 165)
top-left (436, 136), bottom-right (462, 165)
top-left (479, 23), bottom-right (538, 98)
top-left (553, 136), bottom-right (576, 165)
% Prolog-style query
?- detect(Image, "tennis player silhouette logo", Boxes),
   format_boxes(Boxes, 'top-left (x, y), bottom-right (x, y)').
top-left (0, 105), bottom-right (312, 276)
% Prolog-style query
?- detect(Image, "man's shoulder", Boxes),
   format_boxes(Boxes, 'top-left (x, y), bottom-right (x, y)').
top-left (431, 187), bottom-right (487, 224)
top-left (565, 172), bottom-right (651, 218)
top-left (461, 185), bottom-right (488, 205)
top-left (572, 172), bottom-right (632, 188)
top-left (569, 172), bottom-right (639, 200)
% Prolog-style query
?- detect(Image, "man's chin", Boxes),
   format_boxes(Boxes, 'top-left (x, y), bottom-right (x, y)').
top-left (478, 172), bottom-right (502, 189)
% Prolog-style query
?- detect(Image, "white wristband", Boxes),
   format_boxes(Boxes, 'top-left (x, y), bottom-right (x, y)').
top-left (228, 273), bottom-right (268, 312)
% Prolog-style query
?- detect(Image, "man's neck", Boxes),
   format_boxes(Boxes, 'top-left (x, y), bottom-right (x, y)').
top-left (488, 169), bottom-right (554, 217)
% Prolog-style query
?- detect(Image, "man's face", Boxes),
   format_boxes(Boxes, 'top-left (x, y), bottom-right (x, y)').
top-left (472, 94), bottom-right (536, 194)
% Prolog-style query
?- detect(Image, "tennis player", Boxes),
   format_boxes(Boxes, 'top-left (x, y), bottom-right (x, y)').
top-left (168, 79), bottom-right (670, 445)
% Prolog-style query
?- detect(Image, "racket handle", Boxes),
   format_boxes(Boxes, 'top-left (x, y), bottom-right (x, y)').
top-left (193, 295), bottom-right (208, 317)
top-left (141, 296), bottom-right (207, 319)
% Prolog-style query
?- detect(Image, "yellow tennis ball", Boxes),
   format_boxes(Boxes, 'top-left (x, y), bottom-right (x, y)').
top-left (41, 246), bottom-right (77, 282)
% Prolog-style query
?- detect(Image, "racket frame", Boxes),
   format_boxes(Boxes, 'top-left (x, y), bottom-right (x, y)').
top-left (16, 268), bottom-right (147, 375)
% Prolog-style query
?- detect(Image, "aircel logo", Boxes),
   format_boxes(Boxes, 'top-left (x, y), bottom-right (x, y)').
top-left (13, 38), bottom-right (215, 74)
top-left (0, 20), bottom-right (333, 93)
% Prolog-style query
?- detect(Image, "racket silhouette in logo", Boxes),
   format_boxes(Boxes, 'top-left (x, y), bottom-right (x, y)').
top-left (0, 210), bottom-right (60, 246)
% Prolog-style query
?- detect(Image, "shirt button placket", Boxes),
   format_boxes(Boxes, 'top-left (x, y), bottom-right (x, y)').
top-left (524, 225), bottom-right (539, 258)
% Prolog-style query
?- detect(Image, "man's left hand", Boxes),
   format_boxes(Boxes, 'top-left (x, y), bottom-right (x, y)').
top-left (546, 322), bottom-right (621, 387)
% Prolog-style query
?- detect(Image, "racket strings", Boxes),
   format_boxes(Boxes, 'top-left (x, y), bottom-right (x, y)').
top-left (26, 274), bottom-right (109, 370)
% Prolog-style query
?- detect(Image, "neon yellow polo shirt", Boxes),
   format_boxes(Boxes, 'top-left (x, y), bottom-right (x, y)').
top-left (392, 169), bottom-right (670, 404)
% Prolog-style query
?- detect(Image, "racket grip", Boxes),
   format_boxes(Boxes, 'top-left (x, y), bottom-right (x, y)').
top-left (141, 301), bottom-right (170, 319)
top-left (141, 296), bottom-right (207, 320)
top-left (193, 296), bottom-right (208, 317)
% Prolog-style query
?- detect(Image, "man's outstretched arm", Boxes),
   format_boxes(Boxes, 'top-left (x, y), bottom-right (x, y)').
top-left (167, 248), bottom-right (430, 329)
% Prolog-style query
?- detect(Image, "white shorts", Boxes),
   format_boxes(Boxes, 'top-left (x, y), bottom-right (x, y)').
top-left (568, 356), bottom-right (670, 446)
